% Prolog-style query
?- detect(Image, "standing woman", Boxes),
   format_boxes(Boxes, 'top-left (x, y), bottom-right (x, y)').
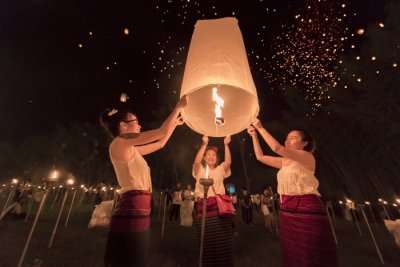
top-left (180, 184), bottom-right (195, 227)
top-left (192, 135), bottom-right (233, 267)
top-left (248, 120), bottom-right (337, 267)
top-left (100, 97), bottom-right (186, 267)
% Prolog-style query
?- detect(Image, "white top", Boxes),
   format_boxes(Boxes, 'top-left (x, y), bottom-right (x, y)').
top-left (172, 190), bottom-right (183, 204)
top-left (277, 159), bottom-right (320, 196)
top-left (109, 140), bottom-right (152, 193)
top-left (193, 164), bottom-right (231, 198)
top-left (182, 189), bottom-right (194, 201)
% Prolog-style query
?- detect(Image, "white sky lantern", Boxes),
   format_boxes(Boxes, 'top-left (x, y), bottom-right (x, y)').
top-left (180, 17), bottom-right (259, 137)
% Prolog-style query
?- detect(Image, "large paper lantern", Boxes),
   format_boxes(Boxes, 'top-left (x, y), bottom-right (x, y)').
top-left (180, 17), bottom-right (259, 137)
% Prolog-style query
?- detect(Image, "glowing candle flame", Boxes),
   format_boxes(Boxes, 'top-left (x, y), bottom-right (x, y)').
top-left (212, 87), bottom-right (225, 126)
top-left (205, 165), bottom-right (209, 179)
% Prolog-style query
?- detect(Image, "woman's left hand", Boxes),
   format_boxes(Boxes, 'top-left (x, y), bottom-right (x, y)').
top-left (176, 95), bottom-right (188, 110)
top-left (224, 135), bottom-right (231, 145)
top-left (251, 118), bottom-right (263, 130)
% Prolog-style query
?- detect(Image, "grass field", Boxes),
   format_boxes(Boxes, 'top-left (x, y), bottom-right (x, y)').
top-left (0, 199), bottom-right (399, 267)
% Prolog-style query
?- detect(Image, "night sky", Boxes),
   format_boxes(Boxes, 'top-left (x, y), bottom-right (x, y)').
top-left (0, 0), bottom-right (389, 141)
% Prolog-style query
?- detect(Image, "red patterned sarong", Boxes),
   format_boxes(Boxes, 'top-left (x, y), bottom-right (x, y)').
top-left (109, 190), bottom-right (151, 232)
top-left (280, 194), bottom-right (338, 267)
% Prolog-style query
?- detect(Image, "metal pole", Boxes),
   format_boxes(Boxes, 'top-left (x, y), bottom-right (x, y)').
top-left (17, 190), bottom-right (48, 267)
top-left (360, 205), bottom-right (384, 264)
top-left (50, 188), bottom-right (60, 209)
top-left (48, 190), bottom-right (68, 248)
top-left (351, 208), bottom-right (362, 236)
top-left (198, 178), bottom-right (213, 267)
top-left (368, 205), bottom-right (376, 223)
top-left (381, 204), bottom-right (391, 220)
top-left (271, 195), bottom-right (279, 235)
top-left (24, 198), bottom-right (34, 222)
top-left (158, 192), bottom-right (163, 221)
top-left (327, 201), bottom-right (336, 222)
top-left (64, 190), bottom-right (77, 227)
top-left (1, 189), bottom-right (14, 215)
top-left (326, 204), bottom-right (338, 245)
top-left (161, 193), bottom-right (168, 239)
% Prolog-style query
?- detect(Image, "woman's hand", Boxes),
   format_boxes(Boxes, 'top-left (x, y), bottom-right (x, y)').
top-left (224, 135), bottom-right (231, 145)
top-left (247, 126), bottom-right (257, 137)
top-left (176, 95), bottom-right (188, 111)
top-left (251, 118), bottom-right (263, 130)
top-left (202, 135), bottom-right (209, 145)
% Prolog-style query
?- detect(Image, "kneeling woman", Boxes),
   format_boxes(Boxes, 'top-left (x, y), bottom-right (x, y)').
top-left (248, 121), bottom-right (337, 267)
top-left (192, 135), bottom-right (233, 267)
top-left (100, 97), bottom-right (186, 267)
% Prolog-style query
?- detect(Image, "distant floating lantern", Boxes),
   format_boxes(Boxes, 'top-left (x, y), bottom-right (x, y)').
top-left (123, 28), bottom-right (130, 35)
top-left (180, 17), bottom-right (259, 137)
top-left (378, 22), bottom-right (384, 28)
top-left (356, 28), bottom-right (365, 35)
top-left (120, 93), bottom-right (129, 103)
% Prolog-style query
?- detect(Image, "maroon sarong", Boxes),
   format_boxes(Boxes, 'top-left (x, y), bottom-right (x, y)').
top-left (195, 196), bottom-right (219, 218)
top-left (109, 190), bottom-right (151, 232)
top-left (194, 197), bottom-right (234, 267)
top-left (280, 194), bottom-right (337, 267)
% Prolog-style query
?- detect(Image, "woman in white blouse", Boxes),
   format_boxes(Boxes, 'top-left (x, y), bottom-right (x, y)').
top-left (100, 96), bottom-right (186, 267)
top-left (192, 135), bottom-right (233, 267)
top-left (248, 120), bottom-right (337, 267)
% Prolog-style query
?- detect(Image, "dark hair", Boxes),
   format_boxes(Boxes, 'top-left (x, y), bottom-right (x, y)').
top-left (292, 129), bottom-right (316, 153)
top-left (99, 105), bottom-right (136, 137)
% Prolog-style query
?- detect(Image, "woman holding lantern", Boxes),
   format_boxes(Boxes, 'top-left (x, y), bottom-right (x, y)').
top-left (247, 120), bottom-right (337, 267)
top-left (192, 135), bottom-right (234, 267)
top-left (100, 96), bottom-right (186, 267)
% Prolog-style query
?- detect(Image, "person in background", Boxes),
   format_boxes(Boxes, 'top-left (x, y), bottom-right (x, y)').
top-left (261, 187), bottom-right (273, 233)
top-left (240, 187), bottom-right (253, 225)
top-left (170, 182), bottom-right (183, 222)
top-left (180, 184), bottom-right (195, 226)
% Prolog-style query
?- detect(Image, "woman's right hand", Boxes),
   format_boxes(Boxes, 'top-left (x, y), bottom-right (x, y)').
top-left (176, 95), bottom-right (188, 111)
top-left (251, 118), bottom-right (263, 130)
top-left (247, 126), bottom-right (257, 137)
top-left (202, 135), bottom-right (209, 145)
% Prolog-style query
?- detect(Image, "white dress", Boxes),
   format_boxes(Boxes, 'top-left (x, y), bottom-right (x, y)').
top-left (180, 189), bottom-right (194, 226)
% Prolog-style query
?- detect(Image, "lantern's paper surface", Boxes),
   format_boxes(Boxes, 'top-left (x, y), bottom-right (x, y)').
top-left (180, 17), bottom-right (259, 137)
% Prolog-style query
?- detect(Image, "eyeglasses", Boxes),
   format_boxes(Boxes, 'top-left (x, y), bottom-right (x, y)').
top-left (123, 119), bottom-right (138, 123)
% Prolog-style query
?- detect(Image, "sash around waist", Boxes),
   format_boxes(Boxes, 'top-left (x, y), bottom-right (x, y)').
top-left (280, 194), bottom-right (326, 215)
top-left (113, 190), bottom-right (152, 217)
